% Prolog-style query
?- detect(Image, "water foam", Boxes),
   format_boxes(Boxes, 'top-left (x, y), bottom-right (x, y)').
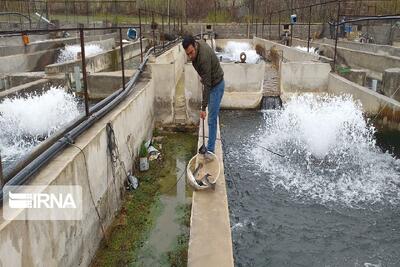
top-left (221, 41), bottom-right (261, 64)
top-left (57, 44), bottom-right (104, 63)
top-left (251, 94), bottom-right (400, 208)
top-left (294, 46), bottom-right (319, 55)
top-left (0, 87), bottom-right (80, 164)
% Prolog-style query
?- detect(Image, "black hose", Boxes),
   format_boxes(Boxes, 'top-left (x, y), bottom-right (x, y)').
top-left (0, 37), bottom-right (181, 202)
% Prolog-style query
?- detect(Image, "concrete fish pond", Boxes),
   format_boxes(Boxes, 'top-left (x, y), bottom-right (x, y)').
top-left (220, 95), bottom-right (400, 266)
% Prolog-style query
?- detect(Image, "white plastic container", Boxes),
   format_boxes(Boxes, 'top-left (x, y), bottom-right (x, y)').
top-left (139, 157), bottom-right (149, 171)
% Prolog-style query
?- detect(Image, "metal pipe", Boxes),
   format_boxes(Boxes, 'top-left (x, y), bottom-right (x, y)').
top-left (79, 28), bottom-right (90, 117)
top-left (139, 9), bottom-right (143, 63)
top-left (0, 26), bottom-right (141, 36)
top-left (333, 1), bottom-right (341, 70)
top-left (119, 27), bottom-right (125, 90)
top-left (307, 5), bottom-right (312, 52)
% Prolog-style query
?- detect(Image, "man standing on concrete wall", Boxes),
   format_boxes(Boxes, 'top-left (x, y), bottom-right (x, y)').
top-left (182, 35), bottom-right (224, 158)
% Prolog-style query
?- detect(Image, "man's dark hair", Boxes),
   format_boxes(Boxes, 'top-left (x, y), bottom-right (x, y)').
top-left (182, 35), bottom-right (196, 49)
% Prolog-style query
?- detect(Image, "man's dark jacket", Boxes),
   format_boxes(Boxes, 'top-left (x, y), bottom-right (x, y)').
top-left (191, 40), bottom-right (224, 111)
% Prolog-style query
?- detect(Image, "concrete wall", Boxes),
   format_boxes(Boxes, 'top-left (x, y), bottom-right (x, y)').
top-left (0, 33), bottom-right (117, 57)
top-left (328, 73), bottom-right (400, 129)
top-left (183, 23), bottom-right (325, 40)
top-left (280, 61), bottom-right (331, 94)
top-left (150, 43), bottom-right (187, 124)
top-left (292, 38), bottom-right (400, 80)
top-left (185, 61), bottom-right (265, 123)
top-left (253, 37), bottom-right (320, 62)
top-left (0, 77), bottom-right (65, 100)
top-left (87, 70), bottom-right (135, 100)
top-left (0, 79), bottom-right (155, 267)
top-left (45, 39), bottom-right (146, 74)
top-left (0, 37), bottom-right (116, 74)
top-left (214, 39), bottom-right (252, 49)
top-left (316, 37), bottom-right (400, 58)
top-left (0, 49), bottom-right (58, 74)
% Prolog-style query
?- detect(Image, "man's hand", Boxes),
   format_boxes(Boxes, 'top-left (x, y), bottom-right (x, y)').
top-left (200, 111), bottom-right (206, 119)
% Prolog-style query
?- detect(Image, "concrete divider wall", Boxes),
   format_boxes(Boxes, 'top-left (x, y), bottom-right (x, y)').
top-left (151, 44), bottom-right (187, 124)
top-left (292, 38), bottom-right (400, 80)
top-left (45, 39), bottom-right (147, 74)
top-left (253, 37), bottom-right (319, 62)
top-left (215, 39), bottom-right (252, 49)
top-left (0, 33), bottom-right (116, 57)
top-left (185, 60), bottom-right (265, 123)
top-left (316, 38), bottom-right (400, 58)
top-left (0, 49), bottom-right (58, 74)
top-left (280, 61), bottom-right (331, 94)
top-left (328, 73), bottom-right (400, 128)
top-left (183, 23), bottom-right (324, 40)
top-left (0, 79), bottom-right (155, 267)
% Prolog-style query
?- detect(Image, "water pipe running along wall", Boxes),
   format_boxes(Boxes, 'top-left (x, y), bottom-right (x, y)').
top-left (0, 37), bottom-right (182, 202)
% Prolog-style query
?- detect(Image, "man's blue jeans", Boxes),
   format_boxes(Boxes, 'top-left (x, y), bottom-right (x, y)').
top-left (207, 79), bottom-right (225, 153)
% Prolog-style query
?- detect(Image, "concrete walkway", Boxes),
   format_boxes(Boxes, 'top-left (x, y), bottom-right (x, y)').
top-left (188, 116), bottom-right (234, 267)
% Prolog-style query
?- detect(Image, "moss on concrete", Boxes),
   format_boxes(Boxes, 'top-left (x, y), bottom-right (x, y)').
top-left (90, 132), bottom-right (196, 267)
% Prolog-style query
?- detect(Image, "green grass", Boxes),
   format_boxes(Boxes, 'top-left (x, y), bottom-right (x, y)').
top-left (90, 132), bottom-right (196, 267)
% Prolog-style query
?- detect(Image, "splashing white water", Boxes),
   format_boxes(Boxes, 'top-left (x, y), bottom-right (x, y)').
top-left (0, 87), bottom-right (80, 164)
top-left (219, 41), bottom-right (261, 64)
top-left (294, 46), bottom-right (319, 55)
top-left (57, 44), bottom-right (104, 63)
top-left (251, 94), bottom-right (400, 208)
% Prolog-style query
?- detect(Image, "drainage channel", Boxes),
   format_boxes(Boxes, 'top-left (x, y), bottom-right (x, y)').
top-left (91, 131), bottom-right (196, 266)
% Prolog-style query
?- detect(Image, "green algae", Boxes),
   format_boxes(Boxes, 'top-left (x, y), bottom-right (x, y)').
top-left (91, 132), bottom-right (196, 267)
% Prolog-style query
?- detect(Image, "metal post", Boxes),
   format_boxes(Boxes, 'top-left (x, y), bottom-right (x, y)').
top-left (278, 11), bottom-right (281, 38)
top-left (139, 9), bottom-right (143, 63)
top-left (79, 28), bottom-right (89, 117)
top-left (333, 1), bottom-right (341, 70)
top-left (255, 19), bottom-right (258, 37)
top-left (214, 0), bottom-right (217, 25)
top-left (0, 153), bottom-right (4, 188)
top-left (307, 5), bottom-right (312, 52)
top-left (65, 0), bottom-right (68, 23)
top-left (27, 1), bottom-right (32, 29)
top-left (290, 24), bottom-right (293, 46)
top-left (86, 0), bottom-right (89, 26)
top-left (119, 28), bottom-right (125, 90)
top-left (186, 0), bottom-right (188, 24)
top-left (262, 18), bottom-right (264, 38)
top-left (162, 14), bottom-right (165, 49)
top-left (152, 11), bottom-right (155, 54)
top-left (46, 1), bottom-right (49, 21)
top-left (269, 13), bottom-right (272, 39)
top-left (251, 0), bottom-right (255, 34)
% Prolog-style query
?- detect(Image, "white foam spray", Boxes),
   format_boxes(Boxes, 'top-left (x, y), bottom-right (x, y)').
top-left (0, 87), bottom-right (80, 163)
top-left (57, 44), bottom-right (104, 63)
top-left (251, 94), bottom-right (400, 208)
top-left (221, 41), bottom-right (261, 64)
top-left (294, 46), bottom-right (319, 55)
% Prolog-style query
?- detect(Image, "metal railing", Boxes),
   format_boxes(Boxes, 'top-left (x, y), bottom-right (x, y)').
top-left (0, 24), bottom-right (182, 197)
